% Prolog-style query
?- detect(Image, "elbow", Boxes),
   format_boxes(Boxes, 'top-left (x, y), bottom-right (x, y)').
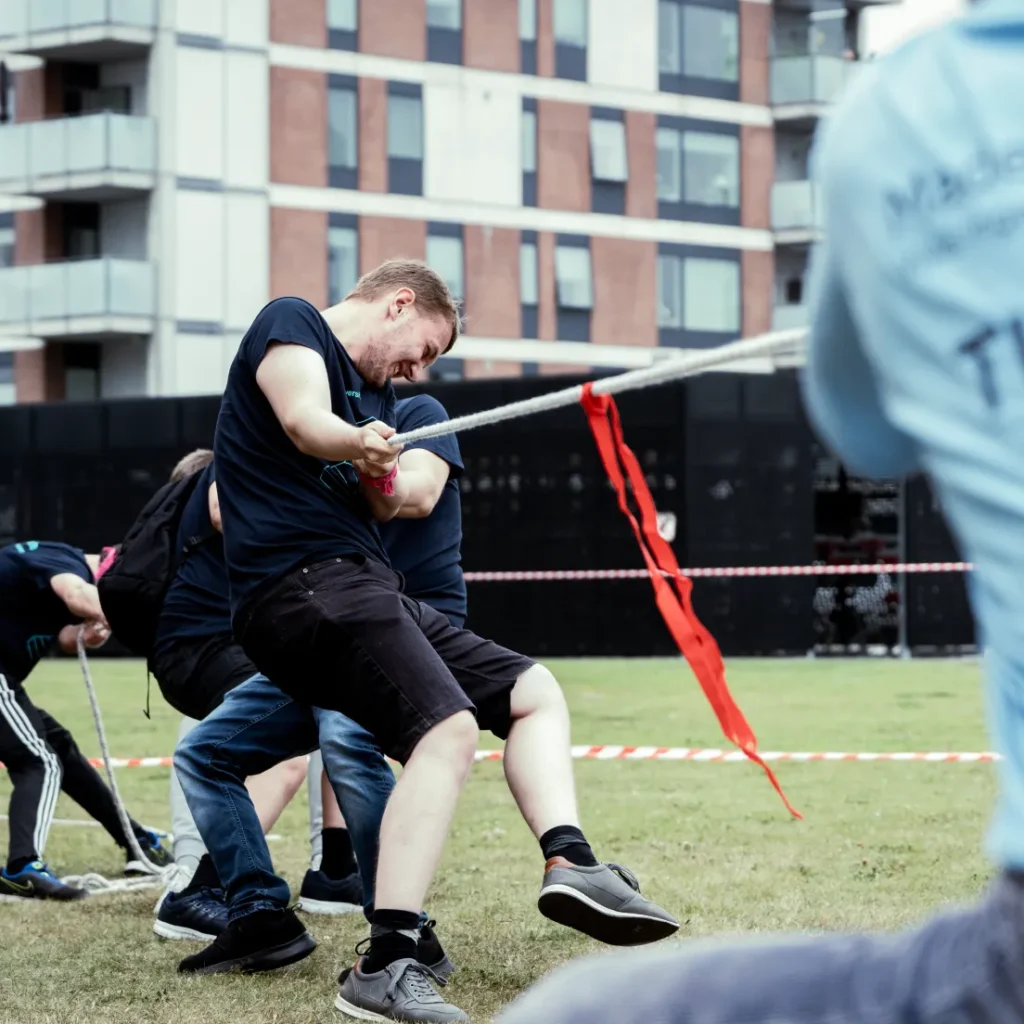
top-left (400, 497), bottom-right (434, 519)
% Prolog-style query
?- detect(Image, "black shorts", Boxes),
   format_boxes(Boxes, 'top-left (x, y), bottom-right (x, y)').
top-left (149, 633), bottom-right (259, 721)
top-left (236, 555), bottom-right (535, 763)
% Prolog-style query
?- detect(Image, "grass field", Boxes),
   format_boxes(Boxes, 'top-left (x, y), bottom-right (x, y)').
top-left (0, 656), bottom-right (998, 1024)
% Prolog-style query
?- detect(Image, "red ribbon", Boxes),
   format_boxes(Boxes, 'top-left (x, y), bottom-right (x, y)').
top-left (580, 383), bottom-right (801, 819)
top-left (359, 464), bottom-right (398, 496)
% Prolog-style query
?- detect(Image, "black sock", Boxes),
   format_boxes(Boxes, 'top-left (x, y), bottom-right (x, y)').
top-left (539, 825), bottom-right (598, 867)
top-left (6, 856), bottom-right (34, 876)
top-left (321, 827), bottom-right (357, 880)
top-left (362, 909), bottom-right (421, 974)
top-left (180, 854), bottom-right (221, 894)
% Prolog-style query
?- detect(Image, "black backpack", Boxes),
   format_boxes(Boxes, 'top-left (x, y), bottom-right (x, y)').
top-left (98, 470), bottom-right (212, 659)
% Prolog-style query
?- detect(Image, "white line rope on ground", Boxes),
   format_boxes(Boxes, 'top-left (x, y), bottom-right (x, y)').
top-left (71, 631), bottom-right (174, 896)
top-left (390, 328), bottom-right (806, 446)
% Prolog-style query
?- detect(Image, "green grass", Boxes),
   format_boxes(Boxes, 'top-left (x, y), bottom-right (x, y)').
top-left (0, 657), bottom-right (997, 1023)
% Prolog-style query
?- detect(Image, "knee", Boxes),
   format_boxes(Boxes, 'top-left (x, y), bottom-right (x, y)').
top-left (419, 709), bottom-right (479, 769)
top-left (173, 728), bottom-right (209, 781)
top-left (279, 755), bottom-right (309, 797)
top-left (510, 663), bottom-right (567, 719)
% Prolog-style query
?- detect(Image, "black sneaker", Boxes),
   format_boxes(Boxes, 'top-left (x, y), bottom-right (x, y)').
top-left (297, 869), bottom-right (362, 915)
top-left (418, 919), bottom-right (456, 986)
top-left (126, 831), bottom-right (173, 875)
top-left (154, 887), bottom-right (229, 941)
top-left (177, 907), bottom-right (316, 975)
top-left (0, 862), bottom-right (88, 901)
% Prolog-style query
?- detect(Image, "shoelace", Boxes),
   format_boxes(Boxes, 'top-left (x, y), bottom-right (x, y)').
top-left (386, 960), bottom-right (442, 1004)
top-left (606, 863), bottom-right (641, 893)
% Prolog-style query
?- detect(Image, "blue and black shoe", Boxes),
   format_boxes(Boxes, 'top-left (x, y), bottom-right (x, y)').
top-left (154, 887), bottom-right (229, 941)
top-left (0, 861), bottom-right (88, 901)
top-left (298, 869), bottom-right (362, 915)
top-left (126, 830), bottom-right (173, 875)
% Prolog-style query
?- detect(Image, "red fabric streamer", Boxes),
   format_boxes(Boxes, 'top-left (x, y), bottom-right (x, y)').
top-left (358, 464), bottom-right (398, 496)
top-left (580, 383), bottom-right (801, 819)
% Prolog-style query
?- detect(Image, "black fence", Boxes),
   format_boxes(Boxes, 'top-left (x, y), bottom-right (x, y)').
top-left (0, 371), bottom-right (973, 657)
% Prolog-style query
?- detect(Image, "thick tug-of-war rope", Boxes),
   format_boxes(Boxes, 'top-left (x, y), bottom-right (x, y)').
top-left (69, 629), bottom-right (173, 895)
top-left (392, 328), bottom-right (807, 817)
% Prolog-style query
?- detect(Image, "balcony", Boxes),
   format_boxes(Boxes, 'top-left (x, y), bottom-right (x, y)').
top-left (771, 180), bottom-right (824, 244)
top-left (0, 114), bottom-right (156, 201)
top-left (772, 304), bottom-right (809, 332)
top-left (772, 55), bottom-right (851, 126)
top-left (0, 0), bottom-right (156, 60)
top-left (0, 259), bottom-right (156, 339)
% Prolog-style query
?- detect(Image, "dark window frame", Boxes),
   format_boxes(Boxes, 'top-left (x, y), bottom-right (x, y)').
top-left (656, 115), bottom-right (740, 225)
top-left (590, 107), bottom-right (627, 216)
top-left (328, 212), bottom-right (359, 306)
top-left (387, 81), bottom-right (424, 197)
top-left (554, 233), bottom-right (592, 342)
top-left (659, 0), bottom-right (740, 102)
top-left (520, 229), bottom-right (539, 339)
top-left (657, 241), bottom-right (742, 349)
top-left (522, 97), bottom-right (538, 208)
top-left (328, 73), bottom-right (359, 190)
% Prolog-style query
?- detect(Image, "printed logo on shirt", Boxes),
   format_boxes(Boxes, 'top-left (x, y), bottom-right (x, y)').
top-left (345, 390), bottom-right (361, 399)
top-left (25, 635), bottom-right (53, 660)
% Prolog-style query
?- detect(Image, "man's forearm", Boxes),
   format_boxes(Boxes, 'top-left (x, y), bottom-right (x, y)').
top-left (395, 469), bottom-right (440, 519)
top-left (60, 579), bottom-right (105, 621)
top-left (359, 470), bottom-right (409, 523)
top-left (285, 406), bottom-right (363, 462)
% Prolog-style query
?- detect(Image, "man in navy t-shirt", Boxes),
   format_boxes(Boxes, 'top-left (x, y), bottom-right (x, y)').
top-left (198, 259), bottom-right (675, 1022)
top-left (0, 542), bottom-right (170, 901)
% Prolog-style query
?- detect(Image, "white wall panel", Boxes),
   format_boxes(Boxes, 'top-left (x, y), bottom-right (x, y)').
top-left (224, 193), bottom-right (269, 330)
top-left (174, 190), bottom-right (225, 323)
top-left (225, 0), bottom-right (268, 48)
top-left (171, 333), bottom-right (229, 395)
top-left (424, 82), bottom-right (520, 207)
top-left (175, 0), bottom-right (224, 39)
top-left (224, 51), bottom-right (269, 189)
top-left (175, 47), bottom-right (224, 181)
top-left (588, 0), bottom-right (658, 93)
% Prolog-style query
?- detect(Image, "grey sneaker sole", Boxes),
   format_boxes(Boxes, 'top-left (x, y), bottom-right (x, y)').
top-left (539, 882), bottom-right (680, 946)
top-left (334, 993), bottom-right (389, 1021)
top-left (182, 931), bottom-right (317, 975)
top-left (298, 896), bottom-right (362, 916)
top-left (154, 919), bottom-right (217, 942)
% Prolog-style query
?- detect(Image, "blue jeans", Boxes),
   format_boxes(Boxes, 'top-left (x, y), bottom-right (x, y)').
top-left (174, 673), bottom-right (394, 922)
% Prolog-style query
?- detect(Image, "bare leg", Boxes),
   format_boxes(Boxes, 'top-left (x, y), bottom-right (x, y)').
top-left (321, 769), bottom-right (345, 828)
top-left (246, 755), bottom-right (308, 834)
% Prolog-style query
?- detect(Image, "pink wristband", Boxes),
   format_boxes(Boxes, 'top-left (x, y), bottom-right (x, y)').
top-left (359, 464), bottom-right (398, 496)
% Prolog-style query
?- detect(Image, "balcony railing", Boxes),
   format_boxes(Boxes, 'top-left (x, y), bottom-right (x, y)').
top-left (0, 114), bottom-right (155, 192)
top-left (771, 180), bottom-right (824, 234)
top-left (0, 259), bottom-right (156, 331)
top-left (0, 0), bottom-right (156, 37)
top-left (772, 54), bottom-right (851, 107)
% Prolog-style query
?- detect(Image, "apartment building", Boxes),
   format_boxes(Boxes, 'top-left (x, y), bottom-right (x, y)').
top-left (0, 0), bottom-right (895, 404)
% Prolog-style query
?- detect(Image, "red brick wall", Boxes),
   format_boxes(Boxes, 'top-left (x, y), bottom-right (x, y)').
top-left (740, 0), bottom-right (771, 106)
top-left (591, 238), bottom-right (656, 349)
top-left (270, 207), bottom-right (328, 307)
top-left (464, 0), bottom-right (518, 72)
top-left (741, 250), bottom-right (774, 339)
top-left (625, 111), bottom-right (657, 219)
top-left (741, 125), bottom-right (774, 230)
top-left (463, 225), bottom-right (520, 338)
top-left (359, 78), bottom-right (388, 193)
top-left (270, 67), bottom-right (327, 187)
top-left (360, 0), bottom-right (426, 60)
top-left (537, 100), bottom-right (590, 212)
top-left (269, 0), bottom-right (325, 45)
top-left (359, 216), bottom-right (426, 273)
top-left (537, 0), bottom-right (555, 77)
top-left (537, 230), bottom-right (556, 341)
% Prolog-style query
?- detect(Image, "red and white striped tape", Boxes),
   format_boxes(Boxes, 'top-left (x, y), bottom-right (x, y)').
top-left (0, 746), bottom-right (999, 771)
top-left (462, 562), bottom-right (972, 582)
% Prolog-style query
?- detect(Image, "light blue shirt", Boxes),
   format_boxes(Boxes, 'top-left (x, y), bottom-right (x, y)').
top-left (803, 0), bottom-right (1024, 867)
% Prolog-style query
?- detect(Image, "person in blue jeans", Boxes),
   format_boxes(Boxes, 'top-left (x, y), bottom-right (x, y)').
top-left (173, 393), bottom-right (466, 978)
top-left (501, 3), bottom-right (1024, 1022)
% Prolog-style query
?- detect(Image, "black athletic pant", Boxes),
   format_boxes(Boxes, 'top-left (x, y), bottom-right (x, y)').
top-left (0, 672), bottom-right (142, 868)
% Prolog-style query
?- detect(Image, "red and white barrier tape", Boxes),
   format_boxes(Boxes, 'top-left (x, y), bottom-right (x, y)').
top-left (0, 746), bottom-right (999, 771)
top-left (463, 562), bottom-right (972, 582)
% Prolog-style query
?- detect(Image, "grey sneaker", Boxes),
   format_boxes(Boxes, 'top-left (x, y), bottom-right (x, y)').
top-left (538, 857), bottom-right (680, 946)
top-left (334, 958), bottom-right (469, 1022)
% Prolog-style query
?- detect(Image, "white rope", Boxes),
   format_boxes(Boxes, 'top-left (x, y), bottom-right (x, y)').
top-left (71, 630), bottom-right (173, 896)
top-left (390, 328), bottom-right (806, 446)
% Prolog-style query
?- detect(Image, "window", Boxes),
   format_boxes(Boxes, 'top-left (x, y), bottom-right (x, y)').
top-left (683, 131), bottom-right (738, 207)
top-left (659, 1), bottom-right (681, 73)
top-left (327, 0), bottom-right (357, 31)
top-left (427, 230), bottom-right (464, 301)
top-left (553, 0), bottom-right (587, 80)
top-left (427, 0), bottom-right (461, 29)
top-left (522, 102), bottom-right (537, 206)
top-left (0, 218), bottom-right (13, 268)
top-left (520, 0), bottom-right (538, 73)
top-left (64, 343), bottom-right (101, 403)
top-left (328, 81), bottom-right (358, 188)
top-left (590, 119), bottom-right (628, 182)
top-left (388, 85), bottom-right (424, 196)
top-left (683, 5), bottom-right (738, 83)
top-left (520, 241), bottom-right (539, 307)
top-left (656, 128), bottom-right (682, 202)
top-left (328, 225), bottom-right (358, 305)
top-left (685, 258), bottom-right (740, 332)
top-left (555, 245), bottom-right (593, 310)
top-left (0, 353), bottom-right (13, 407)
top-left (658, 254), bottom-right (683, 328)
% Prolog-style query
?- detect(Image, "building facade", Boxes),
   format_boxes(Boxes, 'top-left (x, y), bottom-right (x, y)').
top-left (0, 0), bottom-right (894, 403)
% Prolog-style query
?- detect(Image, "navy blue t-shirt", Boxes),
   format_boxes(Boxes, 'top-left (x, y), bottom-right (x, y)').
top-left (214, 297), bottom-right (396, 618)
top-left (380, 395), bottom-right (466, 625)
top-left (153, 464), bottom-right (231, 654)
top-left (0, 541), bottom-right (93, 685)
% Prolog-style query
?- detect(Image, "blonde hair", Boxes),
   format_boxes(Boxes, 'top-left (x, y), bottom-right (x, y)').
top-left (346, 258), bottom-right (462, 353)
top-left (170, 448), bottom-right (214, 483)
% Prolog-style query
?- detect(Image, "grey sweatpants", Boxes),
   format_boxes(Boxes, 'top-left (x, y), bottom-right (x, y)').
top-left (169, 716), bottom-right (206, 870)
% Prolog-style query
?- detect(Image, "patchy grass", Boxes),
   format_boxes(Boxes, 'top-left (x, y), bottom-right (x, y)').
top-left (0, 657), bottom-right (996, 1023)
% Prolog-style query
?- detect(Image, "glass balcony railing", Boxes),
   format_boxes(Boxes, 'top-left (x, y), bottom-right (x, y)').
top-left (0, 114), bottom-right (155, 186)
top-left (771, 180), bottom-right (824, 233)
top-left (772, 304), bottom-right (809, 331)
top-left (0, 0), bottom-right (157, 38)
top-left (772, 54), bottom-right (851, 107)
top-left (0, 259), bottom-right (156, 327)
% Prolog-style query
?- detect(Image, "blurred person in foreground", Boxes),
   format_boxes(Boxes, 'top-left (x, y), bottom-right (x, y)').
top-left (501, 3), bottom-right (1024, 1022)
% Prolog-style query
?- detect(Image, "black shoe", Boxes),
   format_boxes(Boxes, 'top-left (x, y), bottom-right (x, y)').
top-left (418, 919), bottom-right (456, 986)
top-left (0, 861), bottom-right (88, 901)
top-left (155, 887), bottom-right (229, 941)
top-left (297, 869), bottom-right (362, 915)
top-left (126, 831), bottom-right (173, 875)
top-left (177, 907), bottom-right (316, 975)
